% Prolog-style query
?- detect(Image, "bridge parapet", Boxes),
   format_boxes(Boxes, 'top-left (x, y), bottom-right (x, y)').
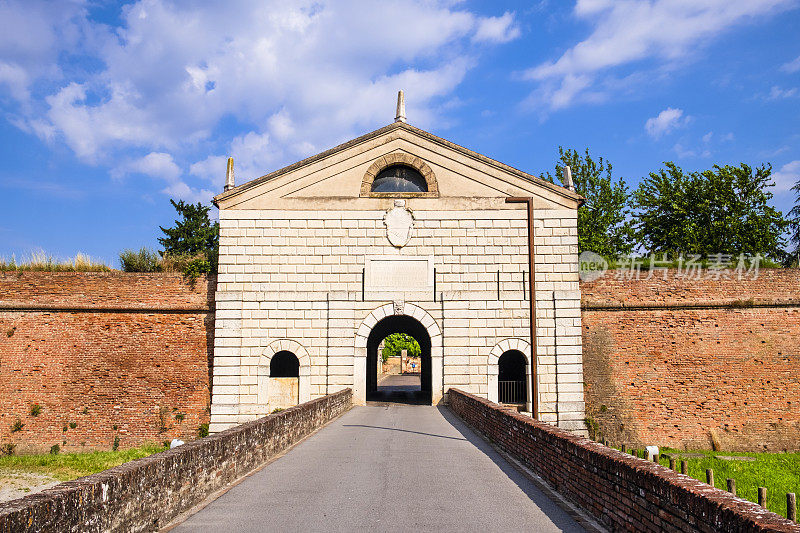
top-left (447, 389), bottom-right (798, 533)
top-left (0, 389), bottom-right (352, 532)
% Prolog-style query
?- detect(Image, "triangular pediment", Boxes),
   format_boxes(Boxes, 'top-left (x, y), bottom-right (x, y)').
top-left (214, 122), bottom-right (581, 211)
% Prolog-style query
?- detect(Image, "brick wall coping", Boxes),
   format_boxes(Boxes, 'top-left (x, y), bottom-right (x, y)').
top-left (582, 299), bottom-right (800, 311)
top-left (0, 389), bottom-right (352, 533)
top-left (581, 268), bottom-right (800, 311)
top-left (0, 272), bottom-right (215, 312)
top-left (447, 389), bottom-right (799, 533)
top-left (0, 304), bottom-right (211, 313)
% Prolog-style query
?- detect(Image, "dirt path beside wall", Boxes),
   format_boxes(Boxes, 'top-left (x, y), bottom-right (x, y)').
top-left (0, 470), bottom-right (60, 503)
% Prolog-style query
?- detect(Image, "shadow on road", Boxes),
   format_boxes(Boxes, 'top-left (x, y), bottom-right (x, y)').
top-left (367, 373), bottom-right (430, 405)
top-left (340, 424), bottom-right (468, 441)
top-left (436, 406), bottom-right (587, 533)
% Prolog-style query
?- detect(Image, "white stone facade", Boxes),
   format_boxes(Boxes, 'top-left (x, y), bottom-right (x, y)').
top-left (210, 122), bottom-right (586, 435)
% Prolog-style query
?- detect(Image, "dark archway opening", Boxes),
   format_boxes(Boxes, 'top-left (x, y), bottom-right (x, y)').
top-left (270, 350), bottom-right (299, 378)
top-left (498, 350), bottom-right (527, 405)
top-left (366, 315), bottom-right (431, 404)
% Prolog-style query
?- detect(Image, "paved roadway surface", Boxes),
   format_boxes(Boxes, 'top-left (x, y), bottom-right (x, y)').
top-left (172, 375), bottom-right (585, 532)
top-left (371, 372), bottom-right (426, 404)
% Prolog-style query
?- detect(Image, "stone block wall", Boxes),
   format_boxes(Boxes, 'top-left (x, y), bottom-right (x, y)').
top-left (211, 207), bottom-right (585, 433)
top-left (0, 390), bottom-right (352, 532)
top-left (0, 273), bottom-right (214, 453)
top-left (447, 389), bottom-right (798, 533)
top-left (582, 269), bottom-right (800, 451)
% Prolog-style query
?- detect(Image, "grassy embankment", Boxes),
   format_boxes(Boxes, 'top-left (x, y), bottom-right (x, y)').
top-left (638, 448), bottom-right (800, 519)
top-left (0, 445), bottom-right (167, 482)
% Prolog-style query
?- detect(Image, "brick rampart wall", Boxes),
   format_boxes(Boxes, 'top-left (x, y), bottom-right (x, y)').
top-left (0, 390), bottom-right (352, 532)
top-left (2, 269), bottom-right (799, 453)
top-left (581, 269), bottom-right (800, 451)
top-left (0, 273), bottom-right (215, 453)
top-left (447, 389), bottom-right (798, 532)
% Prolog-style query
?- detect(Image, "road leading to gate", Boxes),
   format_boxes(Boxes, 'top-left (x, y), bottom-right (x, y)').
top-left (171, 403), bottom-right (586, 532)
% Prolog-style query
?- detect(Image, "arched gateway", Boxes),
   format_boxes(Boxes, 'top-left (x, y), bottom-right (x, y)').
top-left (208, 93), bottom-right (586, 435)
top-left (355, 302), bottom-right (442, 405)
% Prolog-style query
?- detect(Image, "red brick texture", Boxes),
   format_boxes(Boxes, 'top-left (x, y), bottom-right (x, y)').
top-left (448, 389), bottom-right (799, 533)
top-left (2, 269), bottom-right (798, 454)
top-left (0, 390), bottom-right (353, 532)
top-left (0, 272), bottom-right (214, 453)
top-left (581, 269), bottom-right (800, 451)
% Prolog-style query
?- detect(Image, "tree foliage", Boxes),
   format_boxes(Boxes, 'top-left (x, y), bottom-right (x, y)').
top-left (541, 147), bottom-right (634, 259)
top-left (633, 163), bottom-right (787, 260)
top-left (158, 200), bottom-right (220, 272)
top-left (380, 333), bottom-right (420, 363)
top-left (789, 179), bottom-right (800, 265)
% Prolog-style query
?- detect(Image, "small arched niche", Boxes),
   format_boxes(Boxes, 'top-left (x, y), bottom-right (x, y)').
top-left (497, 350), bottom-right (528, 405)
top-left (268, 350), bottom-right (300, 410)
top-left (270, 350), bottom-right (299, 378)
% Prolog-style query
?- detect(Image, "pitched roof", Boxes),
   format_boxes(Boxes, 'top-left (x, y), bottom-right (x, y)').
top-left (213, 121), bottom-right (582, 205)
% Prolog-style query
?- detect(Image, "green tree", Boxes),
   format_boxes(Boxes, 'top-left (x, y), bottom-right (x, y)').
top-left (380, 333), bottom-right (420, 363)
top-left (158, 200), bottom-right (220, 272)
top-left (541, 147), bottom-right (634, 258)
top-left (789, 179), bottom-right (800, 265)
top-left (633, 163), bottom-right (787, 260)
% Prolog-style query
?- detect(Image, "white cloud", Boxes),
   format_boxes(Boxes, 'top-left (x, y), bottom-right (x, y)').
top-left (767, 85), bottom-right (799, 99)
top-left (673, 142), bottom-right (710, 159)
top-left (0, 62), bottom-right (31, 102)
top-left (525, 0), bottom-right (794, 110)
top-left (645, 107), bottom-right (689, 138)
top-left (113, 152), bottom-right (182, 182)
top-left (473, 12), bottom-right (521, 44)
top-left (45, 82), bottom-right (175, 163)
top-left (189, 156), bottom-right (228, 184)
top-left (781, 55), bottom-right (800, 73)
top-left (23, 1), bottom-right (512, 161)
top-left (113, 151), bottom-right (216, 204)
top-left (0, 1), bottom-right (95, 103)
top-left (772, 160), bottom-right (800, 192)
top-left (226, 131), bottom-right (280, 182)
top-left (161, 181), bottom-right (216, 205)
top-left (4, 0), bottom-right (518, 198)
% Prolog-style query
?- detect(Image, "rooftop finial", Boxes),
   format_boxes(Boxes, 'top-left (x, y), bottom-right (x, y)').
top-left (225, 157), bottom-right (235, 191)
top-left (563, 165), bottom-right (575, 192)
top-left (395, 90), bottom-right (406, 123)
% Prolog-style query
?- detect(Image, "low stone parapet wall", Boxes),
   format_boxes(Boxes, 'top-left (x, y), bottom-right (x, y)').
top-left (447, 388), bottom-right (798, 533)
top-left (0, 389), bottom-right (352, 532)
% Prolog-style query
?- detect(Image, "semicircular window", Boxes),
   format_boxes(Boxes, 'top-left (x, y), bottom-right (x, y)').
top-left (371, 164), bottom-right (428, 193)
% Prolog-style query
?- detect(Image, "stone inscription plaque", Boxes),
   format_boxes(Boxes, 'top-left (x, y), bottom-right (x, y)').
top-left (364, 255), bottom-right (433, 292)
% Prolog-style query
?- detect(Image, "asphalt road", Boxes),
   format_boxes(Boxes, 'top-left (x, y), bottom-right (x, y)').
top-left (171, 400), bottom-right (585, 532)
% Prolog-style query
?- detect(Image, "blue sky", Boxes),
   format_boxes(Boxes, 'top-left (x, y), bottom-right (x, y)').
top-left (1, 0), bottom-right (799, 266)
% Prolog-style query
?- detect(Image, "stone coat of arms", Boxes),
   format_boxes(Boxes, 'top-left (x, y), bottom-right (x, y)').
top-left (384, 200), bottom-right (414, 248)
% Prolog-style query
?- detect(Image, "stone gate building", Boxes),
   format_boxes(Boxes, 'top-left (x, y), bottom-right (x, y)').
top-left (209, 95), bottom-right (586, 435)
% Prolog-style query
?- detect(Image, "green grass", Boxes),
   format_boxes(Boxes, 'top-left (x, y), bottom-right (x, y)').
top-left (640, 448), bottom-right (800, 519)
top-left (0, 445), bottom-right (167, 482)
